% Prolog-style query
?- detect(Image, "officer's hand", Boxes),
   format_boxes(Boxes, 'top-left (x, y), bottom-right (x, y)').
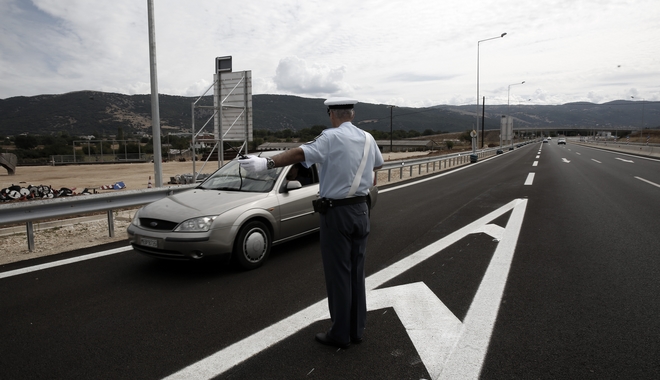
top-left (238, 155), bottom-right (268, 172)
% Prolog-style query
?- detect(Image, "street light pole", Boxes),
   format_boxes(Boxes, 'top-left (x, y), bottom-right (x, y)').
top-left (507, 81), bottom-right (525, 148)
top-left (147, 0), bottom-right (163, 187)
top-left (477, 32), bottom-right (506, 148)
top-left (388, 105), bottom-right (396, 153)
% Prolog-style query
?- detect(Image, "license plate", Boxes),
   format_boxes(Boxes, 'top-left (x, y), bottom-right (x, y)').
top-left (140, 237), bottom-right (158, 248)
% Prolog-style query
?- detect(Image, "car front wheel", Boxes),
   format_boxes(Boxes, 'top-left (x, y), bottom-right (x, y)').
top-left (233, 220), bottom-right (271, 270)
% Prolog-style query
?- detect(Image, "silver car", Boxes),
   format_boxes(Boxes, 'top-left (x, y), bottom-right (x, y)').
top-left (127, 151), bottom-right (378, 269)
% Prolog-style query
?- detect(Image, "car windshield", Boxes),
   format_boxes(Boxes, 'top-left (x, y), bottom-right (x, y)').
top-left (197, 160), bottom-right (282, 192)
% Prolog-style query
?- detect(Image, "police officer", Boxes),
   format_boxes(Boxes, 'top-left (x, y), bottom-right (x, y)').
top-left (239, 97), bottom-right (384, 348)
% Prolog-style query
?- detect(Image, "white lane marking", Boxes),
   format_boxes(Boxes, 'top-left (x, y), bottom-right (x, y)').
top-left (562, 158), bottom-right (571, 163)
top-left (524, 173), bottom-right (535, 185)
top-left (532, 161), bottom-right (538, 167)
top-left (0, 246), bottom-right (133, 279)
top-left (535, 155), bottom-right (540, 159)
top-left (439, 199), bottom-right (527, 379)
top-left (592, 159), bottom-right (602, 164)
top-left (576, 152), bottom-right (581, 155)
top-left (635, 176), bottom-right (660, 188)
top-left (164, 199), bottom-right (528, 380)
top-left (616, 157), bottom-right (634, 163)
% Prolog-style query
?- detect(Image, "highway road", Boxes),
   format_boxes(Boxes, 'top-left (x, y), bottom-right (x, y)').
top-left (1, 141), bottom-right (659, 379)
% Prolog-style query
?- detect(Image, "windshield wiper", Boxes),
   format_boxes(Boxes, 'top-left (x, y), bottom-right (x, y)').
top-left (210, 186), bottom-right (239, 191)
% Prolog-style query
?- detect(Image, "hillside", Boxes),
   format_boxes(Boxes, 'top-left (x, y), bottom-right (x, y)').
top-left (1, 91), bottom-right (658, 137)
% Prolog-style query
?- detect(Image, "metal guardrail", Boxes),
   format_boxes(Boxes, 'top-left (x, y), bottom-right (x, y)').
top-left (379, 148), bottom-right (491, 182)
top-left (0, 184), bottom-right (196, 251)
top-left (0, 143), bottom-right (533, 252)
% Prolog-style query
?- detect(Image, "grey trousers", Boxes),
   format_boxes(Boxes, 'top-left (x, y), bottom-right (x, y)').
top-left (319, 202), bottom-right (370, 345)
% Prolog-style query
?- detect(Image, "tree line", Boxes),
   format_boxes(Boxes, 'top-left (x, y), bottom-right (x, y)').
top-left (1, 129), bottom-right (192, 162)
top-left (254, 125), bottom-right (447, 142)
top-left (1, 125), bottom-right (451, 163)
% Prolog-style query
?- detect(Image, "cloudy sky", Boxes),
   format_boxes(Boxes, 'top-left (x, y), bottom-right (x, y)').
top-left (1, 0), bottom-right (658, 107)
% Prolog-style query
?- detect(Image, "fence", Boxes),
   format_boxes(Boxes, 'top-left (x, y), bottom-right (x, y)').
top-left (377, 149), bottom-right (495, 184)
top-left (49, 153), bottom-right (149, 165)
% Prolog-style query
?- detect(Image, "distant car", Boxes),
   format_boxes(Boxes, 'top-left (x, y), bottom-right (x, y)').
top-left (127, 151), bottom-right (378, 270)
top-left (558, 138), bottom-right (566, 145)
top-left (543, 139), bottom-right (549, 143)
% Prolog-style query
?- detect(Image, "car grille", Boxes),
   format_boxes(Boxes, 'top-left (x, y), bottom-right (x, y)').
top-left (139, 218), bottom-right (178, 231)
top-left (131, 243), bottom-right (188, 260)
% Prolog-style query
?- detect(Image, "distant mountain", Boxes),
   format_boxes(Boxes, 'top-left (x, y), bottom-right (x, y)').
top-left (0, 91), bottom-right (658, 137)
top-left (442, 100), bottom-right (659, 131)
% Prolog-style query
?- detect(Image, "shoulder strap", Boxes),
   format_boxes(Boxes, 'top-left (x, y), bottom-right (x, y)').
top-left (347, 131), bottom-right (371, 197)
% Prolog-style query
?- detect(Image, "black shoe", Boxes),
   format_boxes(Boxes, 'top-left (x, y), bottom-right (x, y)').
top-left (351, 336), bottom-right (363, 344)
top-left (315, 333), bottom-right (350, 349)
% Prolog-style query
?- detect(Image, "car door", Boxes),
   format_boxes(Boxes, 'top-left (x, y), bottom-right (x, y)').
top-left (276, 164), bottom-right (320, 240)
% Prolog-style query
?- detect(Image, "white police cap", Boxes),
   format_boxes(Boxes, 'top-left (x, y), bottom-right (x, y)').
top-left (324, 97), bottom-right (358, 109)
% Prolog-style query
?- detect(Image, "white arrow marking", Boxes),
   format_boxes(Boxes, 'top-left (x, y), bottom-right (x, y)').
top-left (562, 158), bottom-right (571, 163)
top-left (616, 157), bottom-right (634, 163)
top-left (368, 283), bottom-right (463, 376)
top-left (164, 199), bottom-right (528, 380)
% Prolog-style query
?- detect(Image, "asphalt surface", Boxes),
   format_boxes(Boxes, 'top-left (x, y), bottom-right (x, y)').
top-left (1, 141), bottom-right (659, 379)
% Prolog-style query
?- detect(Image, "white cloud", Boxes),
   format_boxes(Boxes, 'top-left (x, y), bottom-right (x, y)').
top-left (273, 56), bottom-right (352, 97)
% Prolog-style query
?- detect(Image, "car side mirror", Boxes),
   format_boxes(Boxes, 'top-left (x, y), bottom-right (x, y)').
top-left (285, 181), bottom-right (302, 192)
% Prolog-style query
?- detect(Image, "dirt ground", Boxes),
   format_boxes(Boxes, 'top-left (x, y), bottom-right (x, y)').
top-left (0, 151), bottom-right (435, 266)
top-left (1, 161), bottom-right (213, 191)
top-left (1, 151), bottom-right (437, 191)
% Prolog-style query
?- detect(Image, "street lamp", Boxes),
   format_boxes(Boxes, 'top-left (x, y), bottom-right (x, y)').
top-left (477, 32), bottom-right (506, 148)
top-left (388, 105), bottom-right (396, 153)
top-left (506, 81), bottom-right (525, 148)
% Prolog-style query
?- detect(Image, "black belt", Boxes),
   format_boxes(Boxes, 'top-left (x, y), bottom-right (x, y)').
top-left (326, 196), bottom-right (367, 207)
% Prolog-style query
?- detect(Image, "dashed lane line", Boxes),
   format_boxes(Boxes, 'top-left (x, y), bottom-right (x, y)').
top-left (524, 173), bottom-right (535, 186)
top-left (616, 157), bottom-right (635, 163)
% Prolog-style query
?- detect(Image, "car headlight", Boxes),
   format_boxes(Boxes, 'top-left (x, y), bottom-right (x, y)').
top-left (174, 216), bottom-right (217, 232)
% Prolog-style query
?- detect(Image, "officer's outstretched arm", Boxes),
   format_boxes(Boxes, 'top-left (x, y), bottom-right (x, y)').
top-left (272, 147), bottom-right (305, 168)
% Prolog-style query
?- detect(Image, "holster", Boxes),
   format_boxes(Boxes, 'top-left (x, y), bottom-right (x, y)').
top-left (312, 198), bottom-right (329, 215)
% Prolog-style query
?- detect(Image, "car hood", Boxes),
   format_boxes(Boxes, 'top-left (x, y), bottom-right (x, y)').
top-left (138, 188), bottom-right (270, 222)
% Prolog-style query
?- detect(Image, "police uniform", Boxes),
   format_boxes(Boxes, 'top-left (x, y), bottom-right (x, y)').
top-left (301, 97), bottom-right (384, 347)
